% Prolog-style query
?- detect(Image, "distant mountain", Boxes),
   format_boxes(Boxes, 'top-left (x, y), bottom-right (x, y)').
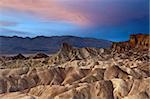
top-left (0, 36), bottom-right (112, 55)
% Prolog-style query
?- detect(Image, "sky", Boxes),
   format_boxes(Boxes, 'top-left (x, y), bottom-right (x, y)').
top-left (0, 0), bottom-right (149, 41)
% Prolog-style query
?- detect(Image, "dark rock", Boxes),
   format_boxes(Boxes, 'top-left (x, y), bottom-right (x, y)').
top-left (32, 53), bottom-right (49, 59)
top-left (12, 54), bottom-right (26, 60)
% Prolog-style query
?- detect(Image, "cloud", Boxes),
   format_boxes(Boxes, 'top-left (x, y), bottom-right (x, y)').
top-left (0, 0), bottom-right (148, 27)
top-left (58, 0), bottom-right (149, 27)
top-left (0, 0), bottom-right (89, 26)
top-left (0, 28), bottom-right (33, 37)
top-left (0, 21), bottom-right (17, 26)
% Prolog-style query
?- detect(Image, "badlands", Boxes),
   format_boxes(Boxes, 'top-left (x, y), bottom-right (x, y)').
top-left (0, 34), bottom-right (149, 99)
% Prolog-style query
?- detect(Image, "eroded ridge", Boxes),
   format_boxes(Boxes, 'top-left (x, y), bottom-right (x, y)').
top-left (0, 34), bottom-right (149, 99)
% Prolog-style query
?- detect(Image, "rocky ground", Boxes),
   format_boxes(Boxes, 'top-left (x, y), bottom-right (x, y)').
top-left (0, 34), bottom-right (149, 99)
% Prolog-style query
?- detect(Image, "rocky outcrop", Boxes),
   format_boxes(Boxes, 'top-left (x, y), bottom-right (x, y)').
top-left (0, 54), bottom-right (26, 62)
top-left (0, 67), bottom-right (104, 93)
top-left (0, 92), bottom-right (37, 99)
top-left (12, 54), bottom-right (26, 60)
top-left (0, 66), bottom-right (149, 99)
top-left (49, 43), bottom-right (105, 64)
top-left (129, 34), bottom-right (149, 49)
top-left (112, 34), bottom-right (149, 52)
top-left (104, 65), bottom-right (128, 80)
top-left (32, 53), bottom-right (49, 59)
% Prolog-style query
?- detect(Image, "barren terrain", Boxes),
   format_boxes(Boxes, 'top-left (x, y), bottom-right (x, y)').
top-left (0, 34), bottom-right (149, 99)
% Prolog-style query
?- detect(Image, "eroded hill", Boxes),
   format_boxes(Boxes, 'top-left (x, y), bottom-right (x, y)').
top-left (0, 34), bottom-right (149, 99)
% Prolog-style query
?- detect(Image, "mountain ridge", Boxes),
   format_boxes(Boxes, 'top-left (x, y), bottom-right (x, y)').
top-left (0, 35), bottom-right (112, 55)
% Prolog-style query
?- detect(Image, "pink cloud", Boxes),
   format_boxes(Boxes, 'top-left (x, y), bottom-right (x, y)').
top-left (0, 0), bottom-right (89, 26)
top-left (0, 0), bottom-right (148, 27)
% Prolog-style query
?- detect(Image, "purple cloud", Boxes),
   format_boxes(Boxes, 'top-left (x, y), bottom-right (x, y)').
top-left (58, 0), bottom-right (149, 27)
top-left (0, 21), bottom-right (17, 26)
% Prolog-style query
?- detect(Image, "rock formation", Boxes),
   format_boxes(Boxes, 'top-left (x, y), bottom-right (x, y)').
top-left (129, 34), bottom-right (149, 49)
top-left (32, 53), bottom-right (49, 59)
top-left (49, 43), bottom-right (105, 64)
top-left (12, 53), bottom-right (26, 60)
top-left (112, 34), bottom-right (149, 52)
top-left (0, 34), bottom-right (149, 99)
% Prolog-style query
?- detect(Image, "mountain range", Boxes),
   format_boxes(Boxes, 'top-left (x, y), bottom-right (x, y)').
top-left (0, 36), bottom-right (112, 55)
